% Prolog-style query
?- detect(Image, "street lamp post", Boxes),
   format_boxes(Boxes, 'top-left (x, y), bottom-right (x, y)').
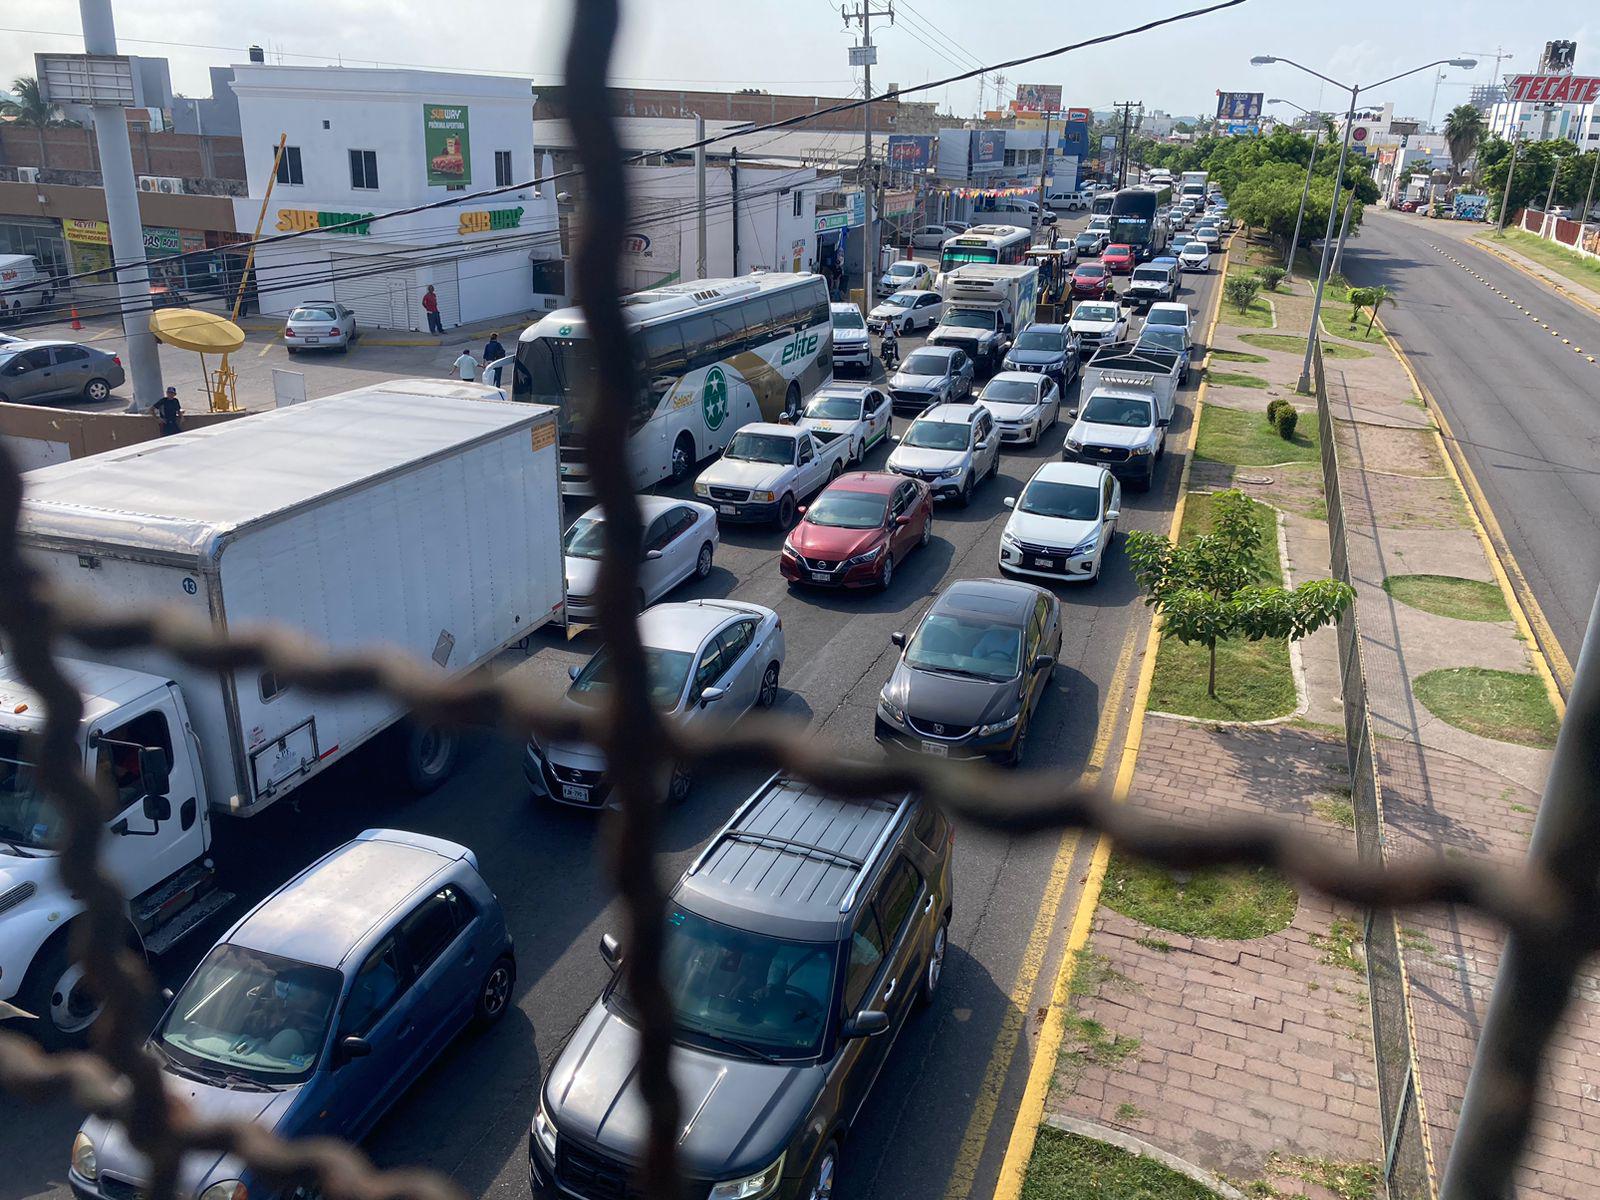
top-left (1267, 98), bottom-right (1324, 281)
top-left (1497, 132), bottom-right (1522, 231)
top-left (1252, 54), bottom-right (1478, 393)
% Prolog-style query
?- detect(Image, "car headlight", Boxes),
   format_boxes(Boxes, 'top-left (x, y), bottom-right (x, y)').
top-left (1128, 443), bottom-right (1153, 457)
top-left (1001, 531), bottom-right (1020, 549)
top-left (533, 1097), bottom-right (559, 1158)
top-left (749, 491), bottom-right (777, 503)
top-left (1069, 534), bottom-right (1100, 557)
top-left (939, 467), bottom-right (964, 479)
top-left (1064, 438), bottom-right (1083, 453)
top-left (693, 481), bottom-right (710, 497)
top-left (709, 1153), bottom-right (786, 1200)
top-left (978, 713), bottom-right (1020, 737)
top-left (71, 1132), bottom-right (98, 1182)
top-left (198, 1181), bottom-right (247, 1200)
top-left (879, 695), bottom-right (906, 725)
top-left (846, 544), bottom-right (884, 566)
top-left (781, 539), bottom-right (799, 558)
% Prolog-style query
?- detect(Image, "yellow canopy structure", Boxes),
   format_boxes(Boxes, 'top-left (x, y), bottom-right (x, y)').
top-left (147, 308), bottom-right (246, 353)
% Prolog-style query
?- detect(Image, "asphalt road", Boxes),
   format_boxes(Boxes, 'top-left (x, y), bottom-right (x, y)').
top-left (3, 219), bottom-right (1221, 1200)
top-left (1341, 211), bottom-right (1600, 664)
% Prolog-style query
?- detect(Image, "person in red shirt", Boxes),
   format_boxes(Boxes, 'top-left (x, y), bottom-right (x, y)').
top-left (422, 284), bottom-right (442, 334)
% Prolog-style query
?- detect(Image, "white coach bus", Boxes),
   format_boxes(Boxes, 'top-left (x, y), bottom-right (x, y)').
top-left (489, 273), bottom-right (833, 495)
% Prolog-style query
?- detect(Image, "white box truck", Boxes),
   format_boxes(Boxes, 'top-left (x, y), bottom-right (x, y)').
top-left (926, 263), bottom-right (1040, 374)
top-left (1179, 171), bottom-right (1209, 203)
top-left (0, 380), bottom-right (564, 1044)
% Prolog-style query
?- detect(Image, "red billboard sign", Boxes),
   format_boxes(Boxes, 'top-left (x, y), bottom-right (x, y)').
top-left (1065, 106), bottom-right (1092, 125)
top-left (1507, 74), bottom-right (1600, 104)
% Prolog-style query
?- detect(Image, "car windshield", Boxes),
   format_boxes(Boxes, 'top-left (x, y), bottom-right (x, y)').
top-left (570, 645), bottom-right (695, 709)
top-left (983, 380), bottom-right (1040, 403)
top-left (158, 944), bottom-right (341, 1085)
top-left (724, 432), bottom-right (795, 465)
top-left (1075, 234), bottom-right (1097, 245)
top-left (1133, 267), bottom-right (1168, 282)
top-left (1013, 330), bottom-right (1064, 353)
top-left (832, 309), bottom-right (865, 330)
top-left (1138, 329), bottom-right (1187, 354)
top-left (903, 421), bottom-right (970, 450)
top-left (805, 395), bottom-right (864, 420)
top-left (289, 307), bottom-right (338, 321)
top-left (906, 612), bottom-right (1022, 681)
top-left (1146, 309), bottom-right (1186, 327)
top-left (882, 293), bottom-right (917, 309)
top-left (806, 489), bottom-right (888, 529)
top-left (1076, 265), bottom-right (1106, 278)
top-left (942, 310), bottom-right (996, 330)
top-left (1183, 243), bottom-right (1207, 255)
top-left (612, 905), bottom-right (836, 1058)
top-left (1020, 479), bottom-right (1101, 521)
top-left (888, 263), bottom-right (919, 277)
top-left (901, 352), bottom-right (951, 377)
top-left (563, 515), bottom-right (607, 560)
top-left (1082, 395), bottom-right (1154, 427)
top-left (0, 731), bottom-right (58, 851)
top-left (1075, 304), bottom-right (1116, 322)
top-left (1106, 245), bottom-right (1132, 256)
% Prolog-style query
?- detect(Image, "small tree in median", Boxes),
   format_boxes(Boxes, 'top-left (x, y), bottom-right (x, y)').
top-left (1257, 266), bottom-right (1287, 292)
top-left (1126, 490), bottom-right (1354, 699)
top-left (1224, 274), bottom-right (1261, 315)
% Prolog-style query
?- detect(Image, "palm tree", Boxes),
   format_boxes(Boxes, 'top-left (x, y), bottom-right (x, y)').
top-left (1, 76), bottom-right (63, 168)
top-left (1443, 104), bottom-right (1486, 184)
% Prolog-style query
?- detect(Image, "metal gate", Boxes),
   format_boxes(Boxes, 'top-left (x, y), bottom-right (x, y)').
top-left (332, 251), bottom-right (461, 331)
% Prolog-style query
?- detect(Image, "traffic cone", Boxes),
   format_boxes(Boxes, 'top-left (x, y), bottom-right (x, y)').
top-left (70, 306), bottom-right (82, 331)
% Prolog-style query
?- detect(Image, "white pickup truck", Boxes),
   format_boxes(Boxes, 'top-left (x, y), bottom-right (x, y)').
top-left (693, 421), bottom-right (853, 527)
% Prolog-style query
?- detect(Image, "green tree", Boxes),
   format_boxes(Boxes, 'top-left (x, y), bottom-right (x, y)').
top-left (1480, 137), bottom-right (1575, 220)
top-left (1443, 104), bottom-right (1486, 183)
top-left (0, 76), bottom-right (60, 127)
top-left (1224, 273), bottom-right (1262, 314)
top-left (1126, 490), bottom-right (1354, 698)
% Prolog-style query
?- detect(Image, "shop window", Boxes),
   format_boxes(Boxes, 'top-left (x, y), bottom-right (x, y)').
top-left (272, 146), bottom-right (303, 186)
top-left (495, 151), bottom-right (514, 187)
top-left (349, 149), bottom-right (379, 191)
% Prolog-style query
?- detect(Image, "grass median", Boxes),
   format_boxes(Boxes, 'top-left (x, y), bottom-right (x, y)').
top-left (1023, 1127), bottom-right (1222, 1200)
top-left (1147, 492), bottom-right (1298, 722)
top-left (1237, 332), bottom-right (1372, 360)
top-left (1414, 667), bottom-right (1559, 748)
top-left (1488, 227), bottom-right (1600, 294)
top-left (1195, 403), bottom-right (1319, 467)
top-left (1103, 854), bottom-right (1298, 939)
top-left (1382, 574), bottom-right (1510, 622)
top-left (1218, 297), bottom-right (1276, 328)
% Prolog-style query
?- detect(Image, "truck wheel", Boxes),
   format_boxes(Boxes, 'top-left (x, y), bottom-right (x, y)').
top-left (958, 476), bottom-right (973, 508)
top-left (670, 433), bottom-right (696, 484)
top-left (17, 933), bottom-right (103, 1049)
top-left (402, 721), bottom-right (460, 793)
top-left (777, 493), bottom-right (798, 528)
top-left (783, 382), bottom-right (802, 422)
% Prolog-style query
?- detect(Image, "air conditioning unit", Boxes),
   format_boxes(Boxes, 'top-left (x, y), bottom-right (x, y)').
top-left (16, 167), bottom-right (41, 184)
top-left (137, 175), bottom-right (185, 194)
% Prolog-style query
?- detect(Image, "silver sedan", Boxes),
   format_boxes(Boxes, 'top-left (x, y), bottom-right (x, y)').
top-left (283, 301), bottom-right (357, 353)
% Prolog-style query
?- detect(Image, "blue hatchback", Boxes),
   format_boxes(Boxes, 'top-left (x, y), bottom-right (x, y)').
top-left (67, 830), bottom-right (515, 1200)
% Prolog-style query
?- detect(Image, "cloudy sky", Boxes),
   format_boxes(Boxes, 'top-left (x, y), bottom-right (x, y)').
top-left (3, 0), bottom-right (1596, 126)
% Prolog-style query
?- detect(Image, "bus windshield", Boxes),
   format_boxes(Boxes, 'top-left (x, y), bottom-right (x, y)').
top-left (517, 336), bottom-right (598, 429)
top-left (941, 247), bottom-right (998, 267)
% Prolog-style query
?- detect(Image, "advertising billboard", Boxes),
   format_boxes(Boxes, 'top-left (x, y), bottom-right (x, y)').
top-left (1506, 74), bottom-right (1600, 104)
top-left (886, 134), bottom-right (934, 172)
top-left (972, 129), bottom-right (1005, 168)
top-left (1065, 106), bottom-right (1092, 125)
top-left (423, 103), bottom-right (472, 186)
top-left (1014, 83), bottom-right (1063, 113)
top-left (1215, 91), bottom-right (1263, 122)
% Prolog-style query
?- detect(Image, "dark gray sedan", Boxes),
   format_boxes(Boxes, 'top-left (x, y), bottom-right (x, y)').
top-left (0, 339), bottom-right (125, 404)
top-left (875, 577), bottom-right (1061, 766)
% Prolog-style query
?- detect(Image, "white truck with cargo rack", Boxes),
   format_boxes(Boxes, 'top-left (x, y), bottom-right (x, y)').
top-left (0, 381), bottom-right (565, 1046)
top-left (1062, 343), bottom-right (1185, 490)
top-left (925, 262), bottom-right (1039, 374)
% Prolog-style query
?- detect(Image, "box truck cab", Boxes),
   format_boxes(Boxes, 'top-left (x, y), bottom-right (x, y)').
top-left (0, 254), bottom-right (52, 319)
top-left (0, 381), bottom-right (565, 1046)
top-left (926, 263), bottom-right (1040, 373)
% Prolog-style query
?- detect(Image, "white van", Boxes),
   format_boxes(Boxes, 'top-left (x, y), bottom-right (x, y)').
top-left (978, 199), bottom-right (1045, 226)
top-left (0, 255), bottom-right (53, 319)
top-left (1045, 190), bottom-right (1091, 213)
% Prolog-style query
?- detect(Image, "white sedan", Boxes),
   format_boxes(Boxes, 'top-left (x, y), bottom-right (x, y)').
top-left (796, 383), bottom-right (895, 464)
top-left (910, 224), bottom-right (960, 249)
top-left (978, 372), bottom-right (1062, 447)
top-left (879, 259), bottom-right (933, 293)
top-left (869, 288), bottom-right (944, 334)
top-left (563, 495), bottom-right (718, 622)
top-left (1178, 241), bottom-right (1212, 272)
top-left (999, 461), bottom-right (1121, 584)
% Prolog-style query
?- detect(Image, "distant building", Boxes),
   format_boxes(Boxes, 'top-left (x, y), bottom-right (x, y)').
top-left (1486, 96), bottom-right (1600, 145)
top-left (172, 67), bottom-right (242, 137)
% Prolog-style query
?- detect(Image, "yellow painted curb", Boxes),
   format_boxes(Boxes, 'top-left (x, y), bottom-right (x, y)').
top-left (1468, 235), bottom-right (1600, 324)
top-left (1375, 314), bottom-right (1570, 708)
top-left (991, 232), bottom-right (1230, 1200)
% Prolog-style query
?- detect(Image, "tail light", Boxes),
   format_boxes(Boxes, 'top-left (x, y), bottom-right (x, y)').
top-left (284, 327), bottom-right (296, 337)
top-left (111, 354), bottom-right (122, 366)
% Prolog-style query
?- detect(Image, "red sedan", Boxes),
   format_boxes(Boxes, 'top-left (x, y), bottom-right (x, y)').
top-left (1070, 261), bottom-right (1114, 300)
top-left (1101, 243), bottom-right (1136, 274)
top-left (780, 471), bottom-right (933, 591)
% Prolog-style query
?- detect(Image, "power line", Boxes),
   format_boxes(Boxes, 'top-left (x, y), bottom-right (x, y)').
top-left (34, 0), bottom-right (1251, 293)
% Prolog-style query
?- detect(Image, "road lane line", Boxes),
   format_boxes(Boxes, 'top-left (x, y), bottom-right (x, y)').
top-left (258, 342), bottom-right (273, 358)
top-left (990, 232), bottom-right (1228, 1200)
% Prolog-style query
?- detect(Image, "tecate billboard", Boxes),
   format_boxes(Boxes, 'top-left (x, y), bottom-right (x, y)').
top-left (1215, 91), bottom-right (1263, 121)
top-left (1507, 74), bottom-right (1600, 104)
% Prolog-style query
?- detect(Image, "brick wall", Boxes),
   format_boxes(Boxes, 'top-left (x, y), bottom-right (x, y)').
top-left (535, 86), bottom-right (904, 133)
top-left (0, 126), bottom-right (246, 191)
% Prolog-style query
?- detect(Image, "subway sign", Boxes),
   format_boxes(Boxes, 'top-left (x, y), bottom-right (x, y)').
top-left (275, 208), bottom-right (376, 236)
top-left (458, 206), bottom-right (525, 235)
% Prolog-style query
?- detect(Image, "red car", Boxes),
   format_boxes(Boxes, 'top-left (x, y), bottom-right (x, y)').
top-left (1101, 243), bottom-right (1136, 274)
top-left (779, 471), bottom-right (933, 591)
top-left (1397, 199), bottom-right (1421, 213)
top-left (1070, 261), bottom-right (1114, 300)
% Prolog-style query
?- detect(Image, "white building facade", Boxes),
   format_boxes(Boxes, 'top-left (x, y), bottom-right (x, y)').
top-left (1486, 97), bottom-right (1600, 147)
top-left (232, 65), bottom-right (564, 331)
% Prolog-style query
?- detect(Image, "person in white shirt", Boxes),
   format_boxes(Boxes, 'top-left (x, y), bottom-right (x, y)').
top-left (453, 348), bottom-right (478, 381)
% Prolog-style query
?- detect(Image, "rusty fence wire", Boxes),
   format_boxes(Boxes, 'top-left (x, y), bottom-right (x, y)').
top-left (1313, 343), bottom-right (1435, 1198)
top-left (0, 8), bottom-right (1595, 1200)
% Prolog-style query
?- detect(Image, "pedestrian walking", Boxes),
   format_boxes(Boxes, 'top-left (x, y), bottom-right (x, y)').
top-left (152, 386), bottom-right (182, 437)
top-left (422, 284), bottom-right (443, 334)
top-left (452, 348), bottom-right (479, 381)
top-left (482, 332), bottom-right (505, 364)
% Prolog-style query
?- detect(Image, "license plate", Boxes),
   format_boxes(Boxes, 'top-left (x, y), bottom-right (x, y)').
top-left (304, 336), bottom-right (320, 343)
top-left (561, 783), bottom-right (589, 802)
top-left (810, 572), bottom-right (831, 582)
top-left (718, 503), bottom-right (737, 515)
top-left (921, 741), bottom-right (949, 757)
top-left (1032, 557), bottom-right (1057, 570)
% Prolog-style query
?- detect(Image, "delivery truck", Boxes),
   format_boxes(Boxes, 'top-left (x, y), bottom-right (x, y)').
top-left (0, 380), bottom-right (564, 1045)
top-left (926, 262), bottom-right (1040, 374)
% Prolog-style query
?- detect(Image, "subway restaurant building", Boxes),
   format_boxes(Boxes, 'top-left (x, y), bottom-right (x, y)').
top-left (231, 64), bottom-right (567, 331)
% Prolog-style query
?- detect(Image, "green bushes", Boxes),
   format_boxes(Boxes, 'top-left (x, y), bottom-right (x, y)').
top-left (1257, 265), bottom-right (1287, 292)
top-left (1224, 274), bottom-right (1262, 314)
top-left (1267, 397), bottom-right (1299, 440)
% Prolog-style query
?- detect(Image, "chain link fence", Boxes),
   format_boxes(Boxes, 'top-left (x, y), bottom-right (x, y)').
top-left (0, 9), bottom-right (1593, 1200)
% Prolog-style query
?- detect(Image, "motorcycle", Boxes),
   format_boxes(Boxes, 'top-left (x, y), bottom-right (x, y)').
top-left (879, 327), bottom-right (900, 372)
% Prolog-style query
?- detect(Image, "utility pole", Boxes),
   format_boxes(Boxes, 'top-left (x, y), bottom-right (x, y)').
top-left (1581, 149), bottom-right (1600, 236)
top-left (843, 0), bottom-right (893, 309)
top-left (1497, 132), bottom-right (1521, 230)
top-left (694, 114), bottom-right (707, 279)
top-left (1036, 109), bottom-right (1055, 220)
top-left (1541, 151), bottom-right (1561, 232)
top-left (1331, 184), bottom-right (1357, 276)
top-left (1286, 129), bottom-right (1320, 281)
top-left (78, 0), bottom-right (163, 411)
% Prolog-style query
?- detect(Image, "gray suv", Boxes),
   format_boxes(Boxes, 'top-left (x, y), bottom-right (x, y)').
top-left (531, 774), bottom-right (955, 1200)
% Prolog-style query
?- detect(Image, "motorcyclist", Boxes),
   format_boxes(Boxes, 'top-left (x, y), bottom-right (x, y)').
top-left (879, 321), bottom-right (899, 371)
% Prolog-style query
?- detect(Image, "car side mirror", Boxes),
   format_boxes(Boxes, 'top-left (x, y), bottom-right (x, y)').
top-left (644, 549), bottom-right (664, 561)
top-left (894, 515), bottom-right (910, 527)
top-left (138, 747), bottom-right (171, 798)
top-left (778, 413), bottom-right (793, 425)
top-left (699, 685), bottom-right (727, 707)
top-left (159, 987), bottom-right (175, 1006)
top-left (797, 504), bottom-right (808, 516)
top-left (1002, 497), bottom-right (1015, 509)
top-left (1032, 654), bottom-right (1055, 673)
top-left (600, 933), bottom-right (623, 969)
top-left (339, 1035), bottom-right (373, 1062)
top-left (1157, 417), bottom-right (1170, 428)
top-left (1106, 508), bottom-right (1121, 521)
top-left (568, 665), bottom-right (582, 681)
top-left (890, 631), bottom-right (906, 647)
top-left (843, 1010), bottom-right (891, 1039)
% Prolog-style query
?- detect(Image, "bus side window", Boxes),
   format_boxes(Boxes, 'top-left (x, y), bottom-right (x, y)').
top-left (639, 324), bottom-right (687, 431)
top-left (679, 314), bottom-right (719, 371)
top-left (742, 296), bottom-right (779, 346)
top-left (710, 307), bottom-right (746, 358)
